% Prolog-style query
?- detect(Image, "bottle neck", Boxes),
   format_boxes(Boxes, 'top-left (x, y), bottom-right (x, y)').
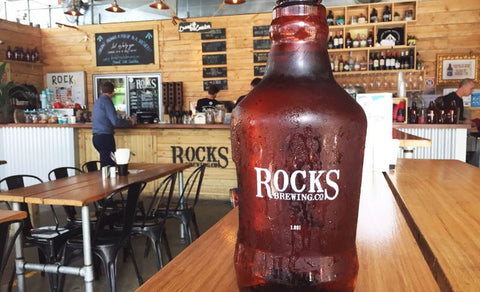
top-left (265, 2), bottom-right (333, 80)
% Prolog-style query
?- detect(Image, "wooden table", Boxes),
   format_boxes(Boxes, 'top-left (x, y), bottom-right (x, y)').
top-left (385, 159), bottom-right (480, 291)
top-left (0, 210), bottom-right (26, 224)
top-left (0, 163), bottom-right (191, 292)
top-left (393, 129), bottom-right (432, 158)
top-left (0, 210), bottom-right (26, 280)
top-left (138, 172), bottom-right (439, 291)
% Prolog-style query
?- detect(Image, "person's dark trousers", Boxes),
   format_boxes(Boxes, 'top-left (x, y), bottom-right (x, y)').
top-left (93, 134), bottom-right (116, 167)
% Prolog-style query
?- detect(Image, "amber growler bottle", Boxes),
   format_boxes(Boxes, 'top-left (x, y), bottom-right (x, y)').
top-left (231, 0), bottom-right (367, 291)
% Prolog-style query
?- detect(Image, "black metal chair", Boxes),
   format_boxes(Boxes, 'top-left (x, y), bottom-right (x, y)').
top-left (60, 181), bottom-right (146, 292)
top-left (0, 175), bottom-right (81, 292)
top-left (157, 164), bottom-right (206, 245)
top-left (81, 161), bottom-right (101, 173)
top-left (130, 172), bottom-right (176, 269)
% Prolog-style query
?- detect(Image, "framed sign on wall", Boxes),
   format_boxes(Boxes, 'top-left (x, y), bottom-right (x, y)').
top-left (437, 54), bottom-right (479, 84)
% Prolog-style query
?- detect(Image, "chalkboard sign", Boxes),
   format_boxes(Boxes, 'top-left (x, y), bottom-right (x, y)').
top-left (95, 30), bottom-right (155, 66)
top-left (203, 79), bottom-right (228, 91)
top-left (201, 29), bottom-right (226, 40)
top-left (203, 67), bottom-right (227, 78)
top-left (202, 41), bottom-right (226, 53)
top-left (254, 52), bottom-right (269, 63)
top-left (254, 65), bottom-right (266, 77)
top-left (253, 25), bottom-right (270, 37)
top-left (202, 54), bottom-right (227, 65)
top-left (128, 75), bottom-right (161, 117)
top-left (253, 39), bottom-right (271, 50)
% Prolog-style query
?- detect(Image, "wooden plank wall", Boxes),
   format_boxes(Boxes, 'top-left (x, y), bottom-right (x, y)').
top-left (0, 19), bottom-right (43, 90)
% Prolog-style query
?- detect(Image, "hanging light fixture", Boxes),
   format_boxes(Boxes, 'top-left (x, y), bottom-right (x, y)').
top-left (105, 0), bottom-right (126, 13)
top-left (224, 0), bottom-right (246, 4)
top-left (64, 0), bottom-right (83, 16)
top-left (149, 0), bottom-right (170, 10)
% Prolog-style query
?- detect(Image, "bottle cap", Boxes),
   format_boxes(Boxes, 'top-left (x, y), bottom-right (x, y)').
top-left (276, 0), bottom-right (320, 5)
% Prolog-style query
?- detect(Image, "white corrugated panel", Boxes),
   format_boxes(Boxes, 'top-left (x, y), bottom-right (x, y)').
top-left (396, 128), bottom-right (467, 161)
top-left (0, 127), bottom-right (75, 184)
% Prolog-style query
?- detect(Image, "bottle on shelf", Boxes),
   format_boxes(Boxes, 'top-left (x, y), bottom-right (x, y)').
top-left (416, 52), bottom-right (422, 70)
top-left (354, 57), bottom-right (360, 71)
top-left (409, 49), bottom-right (415, 69)
top-left (339, 54), bottom-right (344, 72)
top-left (390, 51), bottom-right (397, 70)
top-left (334, 55), bottom-right (339, 72)
top-left (370, 8), bottom-right (378, 23)
top-left (338, 30), bottom-right (344, 49)
top-left (328, 31), bottom-right (334, 49)
top-left (373, 52), bottom-right (379, 70)
top-left (446, 100), bottom-right (457, 124)
top-left (6, 46), bottom-right (13, 60)
top-left (383, 5), bottom-right (391, 22)
top-left (379, 51), bottom-right (386, 70)
top-left (403, 50), bottom-right (411, 69)
top-left (360, 34), bottom-right (367, 48)
top-left (333, 31), bottom-right (339, 49)
top-left (395, 51), bottom-right (401, 69)
top-left (360, 57), bottom-right (367, 71)
top-left (368, 52), bottom-right (374, 70)
top-left (366, 31), bottom-right (374, 47)
top-left (327, 10), bottom-right (334, 26)
top-left (427, 101), bottom-right (436, 124)
top-left (348, 51), bottom-right (354, 71)
top-left (353, 33), bottom-right (360, 48)
top-left (330, 56), bottom-right (334, 71)
top-left (231, 0), bottom-right (367, 290)
top-left (408, 101), bottom-right (418, 124)
top-left (385, 51), bottom-right (392, 70)
top-left (345, 32), bottom-right (353, 48)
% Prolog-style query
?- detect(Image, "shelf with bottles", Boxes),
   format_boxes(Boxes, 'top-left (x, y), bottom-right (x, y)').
top-left (326, 1), bottom-right (417, 28)
top-left (3, 59), bottom-right (44, 66)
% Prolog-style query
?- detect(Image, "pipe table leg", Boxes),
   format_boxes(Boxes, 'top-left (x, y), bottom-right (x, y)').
top-left (81, 206), bottom-right (94, 292)
top-left (12, 202), bottom-right (25, 292)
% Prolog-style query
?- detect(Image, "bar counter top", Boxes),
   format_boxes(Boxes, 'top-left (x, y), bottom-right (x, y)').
top-left (0, 122), bottom-right (470, 130)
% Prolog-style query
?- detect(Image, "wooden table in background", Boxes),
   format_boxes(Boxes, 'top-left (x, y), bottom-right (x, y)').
top-left (0, 163), bottom-right (191, 292)
top-left (385, 159), bottom-right (480, 291)
top-left (138, 172), bottom-right (439, 291)
top-left (393, 129), bottom-right (432, 158)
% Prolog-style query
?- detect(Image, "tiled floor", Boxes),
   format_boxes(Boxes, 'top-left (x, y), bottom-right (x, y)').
top-left (1, 199), bottom-right (233, 291)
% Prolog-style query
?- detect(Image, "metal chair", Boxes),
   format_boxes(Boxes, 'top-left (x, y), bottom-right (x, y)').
top-left (130, 172), bottom-right (176, 269)
top-left (0, 215), bottom-right (23, 291)
top-left (0, 175), bottom-right (81, 292)
top-left (81, 161), bottom-right (101, 173)
top-left (157, 164), bottom-right (206, 245)
top-left (60, 181), bottom-right (146, 292)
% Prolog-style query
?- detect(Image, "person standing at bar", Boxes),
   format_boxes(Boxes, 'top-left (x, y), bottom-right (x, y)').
top-left (196, 85), bottom-right (220, 112)
top-left (92, 81), bottom-right (136, 167)
top-left (234, 77), bottom-right (262, 108)
top-left (435, 78), bottom-right (476, 121)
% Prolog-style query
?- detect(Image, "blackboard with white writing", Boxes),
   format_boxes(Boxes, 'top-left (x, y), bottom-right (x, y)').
top-left (95, 30), bottom-right (155, 66)
top-left (202, 41), bottom-right (226, 53)
top-left (201, 29), bottom-right (226, 40)
top-left (253, 39), bottom-right (271, 50)
top-left (203, 79), bottom-right (228, 91)
top-left (202, 54), bottom-right (227, 65)
top-left (203, 67), bottom-right (227, 78)
top-left (254, 65), bottom-right (266, 77)
top-left (253, 25), bottom-right (270, 37)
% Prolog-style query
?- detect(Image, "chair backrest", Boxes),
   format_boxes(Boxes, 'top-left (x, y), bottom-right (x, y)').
top-left (0, 175), bottom-right (43, 233)
top-left (143, 173), bottom-right (176, 226)
top-left (81, 161), bottom-right (101, 173)
top-left (94, 181), bottom-right (146, 243)
top-left (177, 164), bottom-right (206, 209)
top-left (48, 167), bottom-right (83, 181)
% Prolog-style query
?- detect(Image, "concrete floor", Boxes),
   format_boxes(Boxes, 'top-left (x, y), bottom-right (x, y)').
top-left (1, 199), bottom-right (232, 292)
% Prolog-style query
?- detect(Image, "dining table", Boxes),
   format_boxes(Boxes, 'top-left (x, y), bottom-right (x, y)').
top-left (0, 162), bottom-right (191, 292)
top-left (392, 128), bottom-right (432, 158)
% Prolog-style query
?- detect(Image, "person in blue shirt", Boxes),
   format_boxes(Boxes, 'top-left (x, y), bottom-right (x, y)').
top-left (92, 81), bottom-right (136, 167)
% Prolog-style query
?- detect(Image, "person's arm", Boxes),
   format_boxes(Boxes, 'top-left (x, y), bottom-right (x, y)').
top-left (104, 98), bottom-right (132, 128)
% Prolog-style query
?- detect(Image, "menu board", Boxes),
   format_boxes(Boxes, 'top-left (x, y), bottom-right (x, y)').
top-left (254, 65), bottom-right (266, 77)
top-left (203, 67), bottom-right (227, 78)
top-left (254, 52), bottom-right (269, 63)
top-left (127, 75), bottom-right (161, 116)
top-left (203, 79), bottom-right (228, 91)
top-left (95, 30), bottom-right (155, 66)
top-left (201, 29), bottom-right (226, 40)
top-left (253, 25), bottom-right (270, 37)
top-left (202, 41), bottom-right (226, 53)
top-left (253, 39), bottom-right (271, 50)
top-left (202, 54), bottom-right (227, 65)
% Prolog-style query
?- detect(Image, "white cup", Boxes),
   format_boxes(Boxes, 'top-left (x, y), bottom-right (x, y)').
top-left (115, 148), bottom-right (130, 164)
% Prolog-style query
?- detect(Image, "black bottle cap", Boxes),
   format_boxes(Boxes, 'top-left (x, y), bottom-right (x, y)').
top-left (276, 0), bottom-right (321, 5)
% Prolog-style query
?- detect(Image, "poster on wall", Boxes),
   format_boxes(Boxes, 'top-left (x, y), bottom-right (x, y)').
top-left (0, 62), bottom-right (11, 82)
top-left (46, 71), bottom-right (86, 107)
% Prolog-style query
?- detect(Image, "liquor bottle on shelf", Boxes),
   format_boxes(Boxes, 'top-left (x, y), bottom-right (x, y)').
top-left (345, 32), bottom-right (353, 48)
top-left (327, 10), bottom-right (334, 26)
top-left (348, 51), bottom-right (354, 71)
top-left (328, 31), bottom-right (334, 49)
top-left (338, 30), bottom-right (344, 49)
top-left (416, 53), bottom-right (422, 70)
top-left (409, 49), bottom-right (415, 69)
top-left (6, 46), bottom-right (13, 60)
top-left (370, 8), bottom-right (378, 23)
top-left (383, 5), bottom-right (391, 22)
top-left (404, 50), bottom-right (411, 69)
top-left (448, 100), bottom-right (458, 124)
top-left (360, 34), bottom-right (367, 48)
top-left (360, 57), bottom-right (367, 71)
top-left (231, 0), bottom-right (367, 290)
top-left (385, 51), bottom-right (392, 70)
top-left (379, 51), bottom-right (386, 70)
top-left (408, 102), bottom-right (418, 124)
top-left (368, 53), bottom-right (374, 71)
top-left (395, 51), bottom-right (401, 69)
top-left (427, 101), bottom-right (436, 124)
top-left (339, 55), bottom-right (344, 72)
top-left (333, 31), bottom-right (339, 49)
top-left (354, 57), bottom-right (360, 71)
top-left (367, 31), bottom-right (374, 47)
top-left (390, 51), bottom-right (397, 70)
top-left (330, 56), bottom-right (334, 71)
top-left (373, 52), bottom-right (379, 70)
top-left (25, 49), bottom-right (31, 62)
top-left (334, 55), bottom-right (339, 72)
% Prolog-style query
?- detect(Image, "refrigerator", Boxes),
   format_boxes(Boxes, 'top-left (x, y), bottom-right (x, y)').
top-left (93, 73), bottom-right (162, 121)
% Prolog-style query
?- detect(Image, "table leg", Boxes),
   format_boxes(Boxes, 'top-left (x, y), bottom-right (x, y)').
top-left (81, 206), bottom-right (94, 292)
top-left (12, 202), bottom-right (25, 292)
top-left (177, 171), bottom-right (186, 239)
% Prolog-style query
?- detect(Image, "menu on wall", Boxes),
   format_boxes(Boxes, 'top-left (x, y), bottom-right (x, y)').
top-left (95, 30), bottom-right (155, 66)
top-left (201, 29), bottom-right (226, 40)
top-left (203, 67), bottom-right (227, 78)
top-left (203, 79), bottom-right (228, 91)
top-left (127, 75), bottom-right (161, 117)
top-left (202, 41), bottom-right (226, 53)
top-left (253, 25), bottom-right (270, 37)
top-left (254, 52), bottom-right (269, 63)
top-left (254, 65), bottom-right (266, 77)
top-left (202, 54), bottom-right (227, 65)
top-left (253, 39), bottom-right (271, 50)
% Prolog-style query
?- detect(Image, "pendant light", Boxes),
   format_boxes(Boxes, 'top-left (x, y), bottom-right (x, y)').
top-left (105, 0), bottom-right (126, 13)
top-left (64, 0), bottom-right (83, 16)
top-left (149, 0), bottom-right (170, 10)
top-left (224, 0), bottom-right (246, 4)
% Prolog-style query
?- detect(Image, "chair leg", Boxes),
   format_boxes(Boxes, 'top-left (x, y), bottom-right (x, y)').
top-left (127, 241), bottom-right (143, 286)
top-left (191, 212), bottom-right (201, 239)
top-left (161, 230), bottom-right (172, 262)
top-left (96, 248), bottom-right (118, 292)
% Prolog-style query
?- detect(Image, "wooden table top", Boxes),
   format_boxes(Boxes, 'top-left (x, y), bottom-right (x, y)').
top-left (385, 159), bottom-right (480, 291)
top-left (0, 210), bottom-right (26, 224)
top-left (138, 172), bottom-right (438, 292)
top-left (0, 163), bottom-right (191, 207)
top-left (392, 129), bottom-right (432, 148)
